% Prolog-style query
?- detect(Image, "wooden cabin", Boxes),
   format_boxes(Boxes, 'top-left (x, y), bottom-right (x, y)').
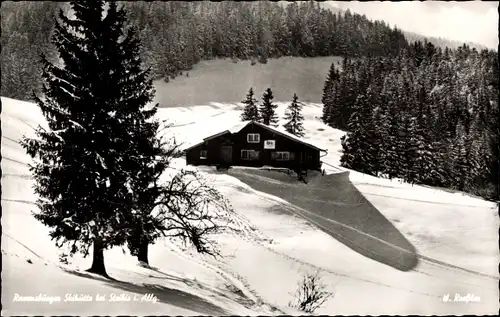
top-left (184, 121), bottom-right (327, 172)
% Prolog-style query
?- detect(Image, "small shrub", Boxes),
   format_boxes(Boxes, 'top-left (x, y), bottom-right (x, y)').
top-left (258, 54), bottom-right (268, 64)
top-left (250, 59), bottom-right (257, 66)
top-left (288, 271), bottom-right (334, 313)
top-left (164, 76), bottom-right (170, 83)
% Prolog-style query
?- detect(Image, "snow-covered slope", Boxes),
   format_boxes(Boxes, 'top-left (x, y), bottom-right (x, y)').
top-left (2, 96), bottom-right (498, 315)
top-left (1, 97), bottom-right (291, 316)
top-left (157, 101), bottom-right (498, 315)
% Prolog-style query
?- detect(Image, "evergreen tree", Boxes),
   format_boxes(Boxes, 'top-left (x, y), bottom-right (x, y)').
top-left (405, 116), bottom-right (426, 184)
top-left (340, 86), bottom-right (378, 175)
top-left (259, 87), bottom-right (279, 127)
top-left (321, 62), bottom-right (339, 125)
top-left (390, 75), bottom-right (414, 180)
top-left (20, 1), bottom-right (159, 277)
top-left (283, 93), bottom-right (305, 137)
top-left (372, 99), bottom-right (391, 177)
top-left (450, 122), bottom-right (469, 191)
top-left (412, 85), bottom-right (441, 185)
top-left (337, 56), bottom-right (358, 130)
top-left (240, 87), bottom-right (260, 122)
top-left (462, 123), bottom-right (489, 193)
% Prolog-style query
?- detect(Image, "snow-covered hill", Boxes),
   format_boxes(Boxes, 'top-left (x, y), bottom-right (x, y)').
top-left (2, 96), bottom-right (498, 315)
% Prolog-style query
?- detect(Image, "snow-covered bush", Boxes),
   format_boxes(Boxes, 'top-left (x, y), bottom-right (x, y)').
top-left (288, 271), bottom-right (334, 313)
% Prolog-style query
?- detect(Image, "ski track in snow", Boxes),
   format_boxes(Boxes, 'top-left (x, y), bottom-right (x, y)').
top-left (211, 171), bottom-right (498, 292)
top-left (166, 243), bottom-right (284, 314)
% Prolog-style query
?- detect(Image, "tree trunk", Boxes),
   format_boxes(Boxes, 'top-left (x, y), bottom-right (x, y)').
top-left (137, 238), bottom-right (149, 265)
top-left (86, 237), bottom-right (108, 277)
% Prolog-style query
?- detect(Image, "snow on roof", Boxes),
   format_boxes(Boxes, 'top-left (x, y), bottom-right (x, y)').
top-left (184, 120), bottom-right (325, 152)
top-left (228, 121), bottom-right (251, 134)
top-left (251, 121), bottom-right (325, 151)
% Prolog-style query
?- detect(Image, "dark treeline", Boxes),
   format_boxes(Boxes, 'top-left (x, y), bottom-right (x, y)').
top-left (1, 1), bottom-right (409, 100)
top-left (322, 42), bottom-right (499, 200)
top-left (123, 1), bottom-right (408, 77)
top-left (1, 1), bottom-right (60, 100)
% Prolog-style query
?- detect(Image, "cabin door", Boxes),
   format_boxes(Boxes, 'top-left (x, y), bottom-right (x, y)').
top-left (220, 145), bottom-right (232, 164)
top-left (297, 152), bottom-right (304, 171)
top-left (298, 152), bottom-right (311, 169)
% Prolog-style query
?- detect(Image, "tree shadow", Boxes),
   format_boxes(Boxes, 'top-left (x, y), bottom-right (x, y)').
top-left (225, 169), bottom-right (419, 272)
top-left (63, 269), bottom-right (230, 316)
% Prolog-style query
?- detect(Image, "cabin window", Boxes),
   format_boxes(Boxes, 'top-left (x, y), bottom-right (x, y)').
top-left (200, 150), bottom-right (207, 159)
top-left (272, 151), bottom-right (290, 161)
top-left (247, 133), bottom-right (260, 143)
top-left (241, 149), bottom-right (260, 160)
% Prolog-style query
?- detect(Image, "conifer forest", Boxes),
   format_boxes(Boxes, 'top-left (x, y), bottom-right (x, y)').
top-left (2, 1), bottom-right (498, 201)
top-left (323, 46), bottom-right (499, 201)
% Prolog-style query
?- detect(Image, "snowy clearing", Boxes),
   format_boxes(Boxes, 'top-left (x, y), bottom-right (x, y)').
top-left (2, 96), bottom-right (498, 315)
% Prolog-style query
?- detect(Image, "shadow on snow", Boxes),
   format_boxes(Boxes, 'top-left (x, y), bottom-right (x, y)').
top-left (63, 268), bottom-right (230, 316)
top-left (221, 168), bottom-right (419, 272)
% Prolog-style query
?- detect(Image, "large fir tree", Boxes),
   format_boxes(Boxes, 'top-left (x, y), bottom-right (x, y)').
top-left (259, 87), bottom-right (279, 127)
top-left (283, 93), bottom-right (305, 137)
top-left (21, 1), bottom-right (161, 277)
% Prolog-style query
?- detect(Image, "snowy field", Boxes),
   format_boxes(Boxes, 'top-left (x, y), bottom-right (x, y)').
top-left (2, 96), bottom-right (499, 315)
top-left (152, 57), bottom-right (342, 107)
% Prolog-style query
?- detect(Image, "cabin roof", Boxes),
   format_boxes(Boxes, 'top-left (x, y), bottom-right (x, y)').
top-left (183, 121), bottom-right (325, 152)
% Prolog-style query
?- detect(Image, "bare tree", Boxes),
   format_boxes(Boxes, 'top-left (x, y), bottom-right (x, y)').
top-left (288, 271), bottom-right (334, 313)
top-left (155, 169), bottom-right (236, 254)
top-left (126, 134), bottom-right (240, 264)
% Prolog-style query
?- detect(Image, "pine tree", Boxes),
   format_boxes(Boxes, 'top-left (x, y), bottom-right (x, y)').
top-left (412, 85), bottom-right (441, 185)
top-left (372, 99), bottom-right (391, 177)
top-left (462, 123), bottom-right (489, 194)
top-left (240, 87), bottom-right (260, 122)
top-left (20, 1), bottom-right (159, 277)
top-left (337, 56), bottom-right (358, 130)
top-left (379, 74), bottom-right (404, 179)
top-left (259, 87), bottom-right (279, 127)
top-left (340, 94), bottom-right (366, 172)
top-left (283, 93), bottom-right (305, 137)
top-left (450, 122), bottom-right (469, 190)
top-left (405, 116), bottom-right (425, 184)
top-left (321, 62), bottom-right (338, 125)
top-left (340, 86), bottom-right (378, 175)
